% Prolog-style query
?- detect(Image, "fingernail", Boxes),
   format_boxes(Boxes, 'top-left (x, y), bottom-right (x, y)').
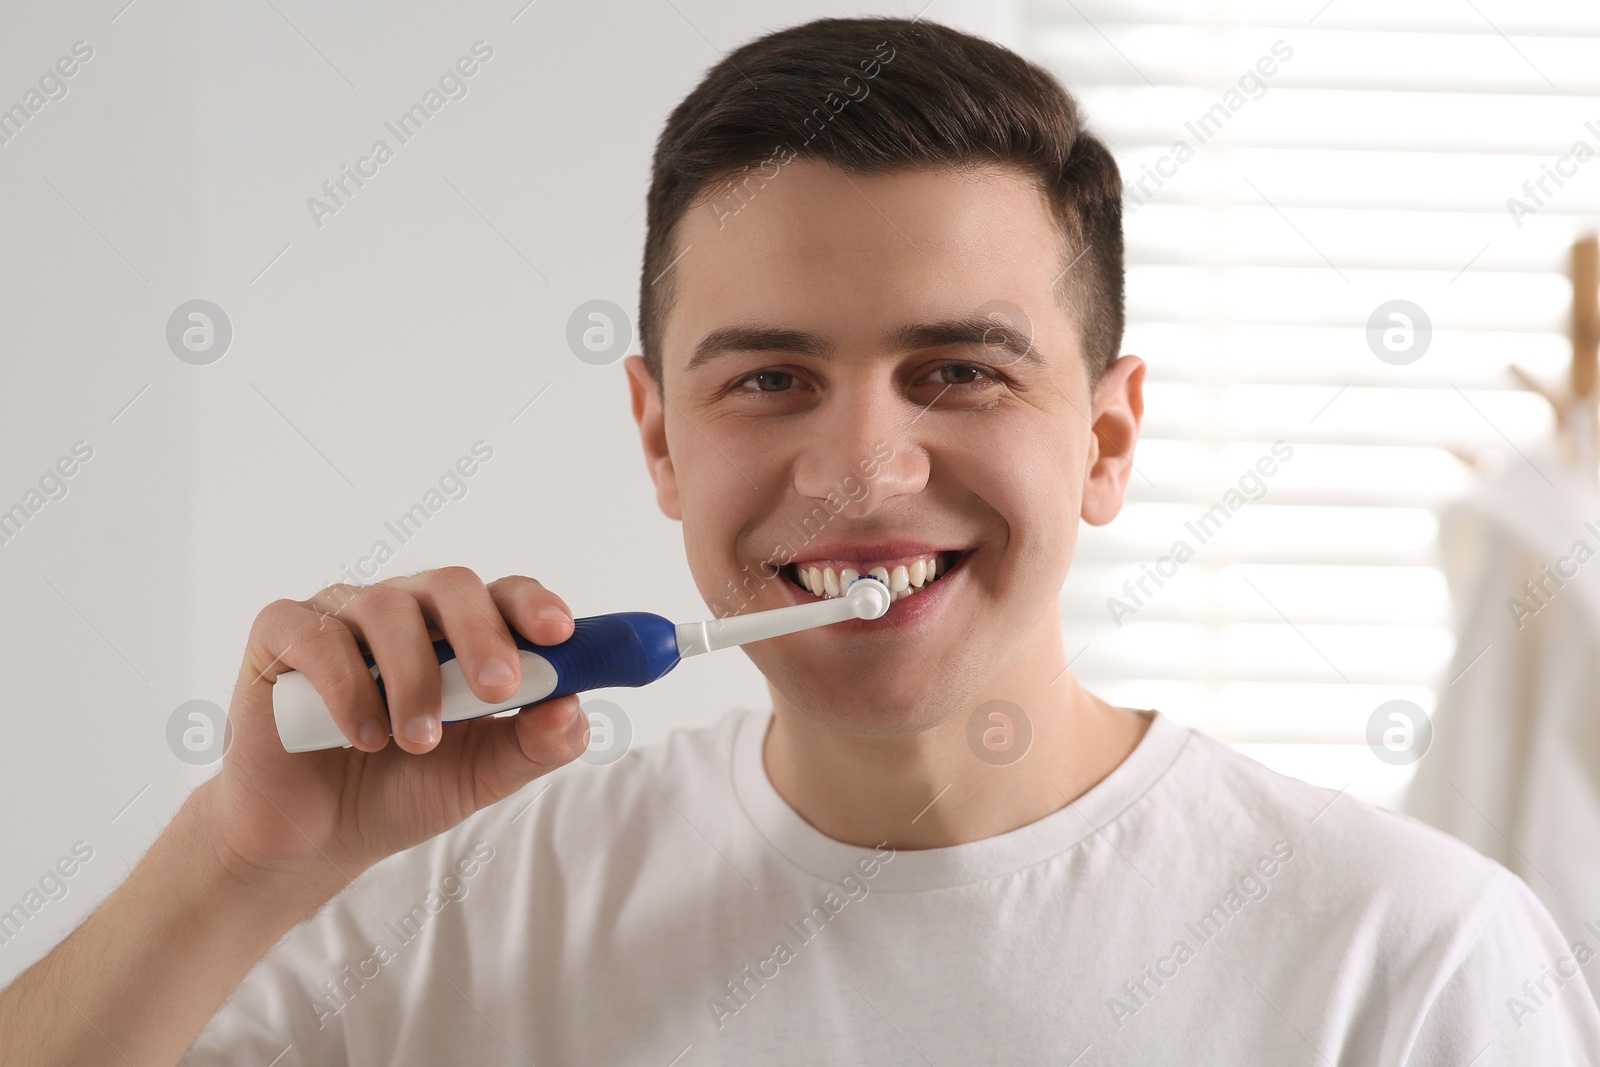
top-left (403, 716), bottom-right (439, 745)
top-left (537, 605), bottom-right (571, 624)
top-left (359, 720), bottom-right (386, 748)
top-left (477, 659), bottom-right (516, 687)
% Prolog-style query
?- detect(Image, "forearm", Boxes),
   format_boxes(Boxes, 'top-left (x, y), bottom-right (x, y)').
top-left (0, 782), bottom-right (336, 1067)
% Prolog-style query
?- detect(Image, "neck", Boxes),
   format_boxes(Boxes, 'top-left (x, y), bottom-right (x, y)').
top-left (763, 605), bottom-right (1151, 850)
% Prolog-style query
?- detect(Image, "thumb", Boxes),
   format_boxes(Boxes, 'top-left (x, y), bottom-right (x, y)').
top-left (463, 695), bottom-right (591, 810)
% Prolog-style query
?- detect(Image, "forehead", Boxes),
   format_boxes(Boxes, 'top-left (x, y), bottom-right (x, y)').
top-left (662, 162), bottom-right (1067, 365)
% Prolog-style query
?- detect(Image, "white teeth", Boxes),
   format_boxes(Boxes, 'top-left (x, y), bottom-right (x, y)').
top-left (793, 554), bottom-right (948, 602)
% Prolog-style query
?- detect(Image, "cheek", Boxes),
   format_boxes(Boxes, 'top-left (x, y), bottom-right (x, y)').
top-left (951, 422), bottom-right (1078, 528)
top-left (669, 421), bottom-right (769, 564)
top-left (670, 412), bottom-right (753, 489)
top-left (943, 420), bottom-right (1084, 592)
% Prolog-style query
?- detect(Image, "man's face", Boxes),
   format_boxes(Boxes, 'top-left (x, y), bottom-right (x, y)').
top-left (627, 162), bottom-right (1138, 737)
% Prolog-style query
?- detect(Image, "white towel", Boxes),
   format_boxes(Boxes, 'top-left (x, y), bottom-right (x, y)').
top-left (1405, 447), bottom-right (1600, 972)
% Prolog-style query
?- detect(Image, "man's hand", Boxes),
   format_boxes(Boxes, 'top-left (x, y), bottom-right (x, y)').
top-left (0, 568), bottom-right (591, 1067)
top-left (205, 568), bottom-right (592, 903)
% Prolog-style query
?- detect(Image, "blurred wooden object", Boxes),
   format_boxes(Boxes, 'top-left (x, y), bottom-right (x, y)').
top-left (1504, 233), bottom-right (1600, 481)
top-left (1573, 233), bottom-right (1599, 401)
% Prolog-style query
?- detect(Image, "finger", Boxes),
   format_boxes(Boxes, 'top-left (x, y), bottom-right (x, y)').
top-left (248, 599), bottom-right (390, 752)
top-left (334, 584), bottom-right (442, 753)
top-left (303, 584), bottom-right (377, 642)
top-left (394, 567), bottom-right (522, 706)
top-left (486, 575), bottom-right (575, 648)
top-left (461, 694), bottom-right (590, 809)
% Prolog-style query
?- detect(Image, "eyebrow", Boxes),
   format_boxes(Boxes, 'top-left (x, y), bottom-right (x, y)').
top-left (684, 315), bottom-right (1044, 371)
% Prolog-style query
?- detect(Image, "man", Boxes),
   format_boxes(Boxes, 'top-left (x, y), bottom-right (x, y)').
top-left (4, 16), bottom-right (1597, 1065)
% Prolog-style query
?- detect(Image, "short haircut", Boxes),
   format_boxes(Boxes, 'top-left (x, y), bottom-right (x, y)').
top-left (639, 16), bottom-right (1125, 389)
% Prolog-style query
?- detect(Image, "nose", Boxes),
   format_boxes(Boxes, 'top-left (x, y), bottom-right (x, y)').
top-left (791, 383), bottom-right (930, 518)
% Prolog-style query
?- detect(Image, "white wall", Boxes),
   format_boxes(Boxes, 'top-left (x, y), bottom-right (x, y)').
top-left (0, 0), bottom-right (1021, 985)
top-left (1, 0), bottom-right (207, 987)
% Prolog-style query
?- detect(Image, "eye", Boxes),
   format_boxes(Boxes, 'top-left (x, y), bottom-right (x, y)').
top-left (735, 370), bottom-right (798, 393)
top-left (926, 362), bottom-right (996, 387)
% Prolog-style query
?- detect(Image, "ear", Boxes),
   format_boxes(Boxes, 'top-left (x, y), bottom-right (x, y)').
top-left (625, 355), bottom-right (683, 521)
top-left (1080, 354), bottom-right (1145, 526)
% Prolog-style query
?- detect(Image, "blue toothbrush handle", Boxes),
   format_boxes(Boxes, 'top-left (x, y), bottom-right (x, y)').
top-left (273, 612), bottom-right (682, 752)
top-left (512, 612), bottom-right (685, 697)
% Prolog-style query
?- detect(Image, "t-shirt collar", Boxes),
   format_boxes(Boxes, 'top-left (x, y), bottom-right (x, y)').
top-left (730, 705), bottom-right (1191, 892)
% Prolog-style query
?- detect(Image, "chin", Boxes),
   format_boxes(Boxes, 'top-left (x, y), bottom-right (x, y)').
top-left (755, 649), bottom-right (973, 739)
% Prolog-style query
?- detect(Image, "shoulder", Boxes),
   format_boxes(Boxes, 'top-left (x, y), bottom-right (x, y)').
top-left (448, 703), bottom-right (751, 856)
top-left (254, 708), bottom-right (753, 1012)
top-left (1152, 722), bottom-right (1510, 937)
top-left (1141, 722), bottom-right (1600, 1056)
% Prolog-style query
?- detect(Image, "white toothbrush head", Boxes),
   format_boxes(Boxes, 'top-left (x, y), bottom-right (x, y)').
top-left (846, 575), bottom-right (892, 620)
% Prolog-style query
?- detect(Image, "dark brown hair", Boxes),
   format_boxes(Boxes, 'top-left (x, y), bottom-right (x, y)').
top-left (639, 16), bottom-right (1124, 388)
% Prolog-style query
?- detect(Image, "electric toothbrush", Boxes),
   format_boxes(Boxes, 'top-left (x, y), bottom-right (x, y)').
top-left (273, 576), bottom-right (892, 752)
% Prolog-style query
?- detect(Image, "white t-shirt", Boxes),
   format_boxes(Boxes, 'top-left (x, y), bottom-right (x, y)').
top-left (183, 708), bottom-right (1600, 1065)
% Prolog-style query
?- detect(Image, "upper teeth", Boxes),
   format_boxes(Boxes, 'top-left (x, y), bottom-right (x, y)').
top-left (796, 555), bottom-right (945, 603)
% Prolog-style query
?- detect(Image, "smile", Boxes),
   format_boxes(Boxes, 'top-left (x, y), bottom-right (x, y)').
top-left (782, 550), bottom-right (965, 603)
